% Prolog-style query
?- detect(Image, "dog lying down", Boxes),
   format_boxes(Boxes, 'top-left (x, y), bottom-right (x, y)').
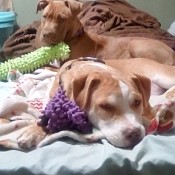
top-left (35, 0), bottom-right (175, 66)
top-left (40, 57), bottom-right (175, 149)
top-left (1, 57), bottom-right (175, 150)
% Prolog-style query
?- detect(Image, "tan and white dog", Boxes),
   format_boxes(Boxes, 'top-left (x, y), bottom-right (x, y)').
top-left (45, 58), bottom-right (150, 148)
top-left (1, 57), bottom-right (175, 149)
top-left (35, 0), bottom-right (175, 65)
top-left (37, 57), bottom-right (175, 148)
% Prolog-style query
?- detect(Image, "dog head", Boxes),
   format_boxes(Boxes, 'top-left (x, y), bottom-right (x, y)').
top-left (36, 0), bottom-right (83, 45)
top-left (51, 58), bottom-right (151, 148)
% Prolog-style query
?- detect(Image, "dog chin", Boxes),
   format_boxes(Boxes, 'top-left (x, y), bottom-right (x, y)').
top-left (40, 36), bottom-right (60, 46)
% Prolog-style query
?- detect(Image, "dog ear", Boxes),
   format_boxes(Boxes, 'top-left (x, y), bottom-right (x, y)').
top-left (131, 74), bottom-right (151, 109)
top-left (71, 72), bottom-right (101, 110)
top-left (64, 0), bottom-right (83, 16)
top-left (36, 0), bottom-right (50, 13)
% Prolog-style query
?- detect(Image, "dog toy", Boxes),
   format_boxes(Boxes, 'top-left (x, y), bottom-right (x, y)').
top-left (146, 101), bottom-right (175, 134)
top-left (38, 87), bottom-right (93, 134)
top-left (0, 43), bottom-right (70, 81)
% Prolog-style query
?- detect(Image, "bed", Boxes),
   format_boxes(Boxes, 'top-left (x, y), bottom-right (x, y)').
top-left (0, 0), bottom-right (175, 174)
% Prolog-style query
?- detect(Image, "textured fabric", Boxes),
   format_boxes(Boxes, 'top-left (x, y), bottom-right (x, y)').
top-left (79, 0), bottom-right (175, 49)
top-left (0, 21), bottom-right (39, 61)
top-left (0, 132), bottom-right (175, 175)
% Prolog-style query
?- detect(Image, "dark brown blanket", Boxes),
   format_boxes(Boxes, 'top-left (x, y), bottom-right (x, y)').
top-left (79, 0), bottom-right (175, 48)
top-left (1, 0), bottom-right (175, 61)
top-left (79, 0), bottom-right (160, 34)
top-left (0, 21), bottom-right (40, 61)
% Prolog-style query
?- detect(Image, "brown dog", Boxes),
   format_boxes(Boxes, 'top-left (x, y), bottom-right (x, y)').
top-left (35, 0), bottom-right (175, 65)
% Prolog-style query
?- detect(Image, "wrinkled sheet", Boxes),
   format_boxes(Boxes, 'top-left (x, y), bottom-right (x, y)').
top-left (0, 69), bottom-right (175, 175)
top-left (0, 131), bottom-right (175, 175)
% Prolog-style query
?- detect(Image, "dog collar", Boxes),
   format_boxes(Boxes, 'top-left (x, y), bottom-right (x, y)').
top-left (59, 57), bottom-right (105, 87)
top-left (68, 28), bottom-right (84, 42)
top-left (75, 28), bottom-right (84, 38)
top-left (66, 57), bottom-right (105, 70)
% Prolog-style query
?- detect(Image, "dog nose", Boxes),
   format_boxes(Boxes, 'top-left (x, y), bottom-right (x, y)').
top-left (42, 31), bottom-right (53, 39)
top-left (43, 33), bottom-right (49, 38)
top-left (124, 127), bottom-right (141, 146)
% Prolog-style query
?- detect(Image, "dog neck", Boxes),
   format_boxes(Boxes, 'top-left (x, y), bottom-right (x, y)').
top-left (67, 27), bottom-right (84, 42)
top-left (65, 18), bottom-right (84, 43)
top-left (65, 19), bottom-right (102, 59)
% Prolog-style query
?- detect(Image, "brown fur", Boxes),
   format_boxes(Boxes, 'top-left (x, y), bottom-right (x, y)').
top-left (35, 0), bottom-right (175, 65)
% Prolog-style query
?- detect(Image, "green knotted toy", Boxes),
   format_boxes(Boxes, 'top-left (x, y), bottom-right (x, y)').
top-left (0, 43), bottom-right (70, 81)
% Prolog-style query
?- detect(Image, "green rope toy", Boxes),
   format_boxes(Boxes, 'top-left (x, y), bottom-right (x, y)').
top-left (0, 43), bottom-right (70, 81)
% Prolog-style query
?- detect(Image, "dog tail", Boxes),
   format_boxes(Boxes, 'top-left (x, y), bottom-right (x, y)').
top-left (37, 131), bottom-right (91, 147)
top-left (37, 130), bottom-right (105, 148)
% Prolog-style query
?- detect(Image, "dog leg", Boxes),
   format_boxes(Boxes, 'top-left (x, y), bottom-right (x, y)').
top-left (17, 123), bottom-right (47, 149)
top-left (37, 130), bottom-right (105, 148)
top-left (0, 140), bottom-right (23, 150)
top-left (150, 66), bottom-right (175, 90)
top-left (0, 120), bottom-right (35, 136)
top-left (107, 58), bottom-right (175, 90)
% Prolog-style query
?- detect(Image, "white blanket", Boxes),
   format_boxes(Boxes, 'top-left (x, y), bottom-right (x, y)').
top-left (0, 69), bottom-right (56, 146)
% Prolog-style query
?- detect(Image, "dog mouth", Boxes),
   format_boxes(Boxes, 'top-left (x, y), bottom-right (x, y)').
top-left (40, 33), bottom-right (62, 46)
top-left (41, 38), bottom-right (59, 46)
top-left (101, 126), bottom-right (145, 148)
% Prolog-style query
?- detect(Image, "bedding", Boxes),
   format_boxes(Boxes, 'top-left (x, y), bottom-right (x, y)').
top-left (0, 0), bottom-right (175, 175)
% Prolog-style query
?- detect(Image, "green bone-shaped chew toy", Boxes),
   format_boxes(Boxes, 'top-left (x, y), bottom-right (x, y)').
top-left (0, 43), bottom-right (70, 81)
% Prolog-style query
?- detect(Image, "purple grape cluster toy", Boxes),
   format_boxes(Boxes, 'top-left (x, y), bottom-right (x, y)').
top-left (38, 87), bottom-right (92, 134)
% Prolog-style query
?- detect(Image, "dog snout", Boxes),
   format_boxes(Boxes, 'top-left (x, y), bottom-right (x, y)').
top-left (41, 29), bottom-right (58, 44)
top-left (42, 31), bottom-right (51, 39)
top-left (124, 127), bottom-right (142, 146)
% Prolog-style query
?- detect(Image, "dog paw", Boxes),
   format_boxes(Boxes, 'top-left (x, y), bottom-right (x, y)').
top-left (150, 101), bottom-right (175, 133)
top-left (17, 123), bottom-right (46, 149)
top-left (85, 130), bottom-right (105, 142)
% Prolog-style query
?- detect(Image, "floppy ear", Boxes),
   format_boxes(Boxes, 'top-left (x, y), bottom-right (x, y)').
top-left (64, 0), bottom-right (83, 16)
top-left (70, 72), bottom-right (101, 110)
top-left (132, 74), bottom-right (151, 109)
top-left (36, 0), bottom-right (51, 13)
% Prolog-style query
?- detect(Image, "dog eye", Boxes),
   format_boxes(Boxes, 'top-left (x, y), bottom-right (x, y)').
top-left (58, 15), bottom-right (65, 22)
top-left (42, 15), bottom-right (46, 19)
top-left (99, 103), bottom-right (114, 111)
top-left (133, 99), bottom-right (141, 107)
top-left (59, 18), bottom-right (64, 22)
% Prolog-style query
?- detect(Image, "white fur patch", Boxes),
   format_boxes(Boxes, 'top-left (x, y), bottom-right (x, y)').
top-left (94, 81), bottom-right (145, 147)
top-left (106, 95), bottom-right (118, 108)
